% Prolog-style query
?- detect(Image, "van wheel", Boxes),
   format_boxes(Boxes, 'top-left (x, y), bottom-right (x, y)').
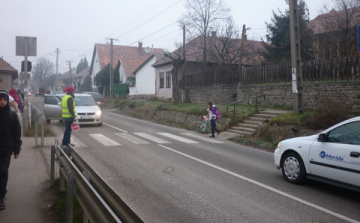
top-left (97, 123), bottom-right (103, 126)
top-left (46, 119), bottom-right (51, 124)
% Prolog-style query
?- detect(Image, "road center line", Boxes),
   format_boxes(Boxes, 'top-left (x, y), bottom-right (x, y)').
top-left (103, 123), bottom-right (127, 133)
top-left (158, 144), bottom-right (359, 223)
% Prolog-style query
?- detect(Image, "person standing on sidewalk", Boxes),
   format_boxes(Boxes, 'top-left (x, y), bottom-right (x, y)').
top-left (207, 102), bottom-right (220, 138)
top-left (0, 90), bottom-right (22, 210)
top-left (61, 87), bottom-right (76, 146)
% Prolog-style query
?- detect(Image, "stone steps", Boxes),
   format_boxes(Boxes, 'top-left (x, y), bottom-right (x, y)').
top-left (224, 109), bottom-right (289, 137)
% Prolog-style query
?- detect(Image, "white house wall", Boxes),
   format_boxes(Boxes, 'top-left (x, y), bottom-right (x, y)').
top-left (155, 64), bottom-right (173, 100)
top-left (130, 57), bottom-right (156, 95)
top-left (91, 52), bottom-right (101, 89)
top-left (0, 74), bottom-right (14, 91)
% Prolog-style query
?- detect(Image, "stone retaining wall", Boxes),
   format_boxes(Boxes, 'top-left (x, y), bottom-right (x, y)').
top-left (184, 81), bottom-right (360, 110)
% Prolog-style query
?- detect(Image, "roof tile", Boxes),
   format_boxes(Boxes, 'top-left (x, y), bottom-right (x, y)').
top-left (96, 44), bottom-right (164, 77)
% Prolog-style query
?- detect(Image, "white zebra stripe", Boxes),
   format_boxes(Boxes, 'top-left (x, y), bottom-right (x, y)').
top-left (114, 133), bottom-right (150, 144)
top-left (134, 133), bottom-right (170, 144)
top-left (89, 134), bottom-right (121, 146)
top-left (157, 133), bottom-right (198, 144)
top-left (70, 135), bottom-right (88, 147)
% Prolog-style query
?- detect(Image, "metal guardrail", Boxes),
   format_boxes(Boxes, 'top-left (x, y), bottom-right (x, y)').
top-left (226, 94), bottom-right (266, 119)
top-left (50, 145), bottom-right (144, 223)
top-left (28, 102), bottom-right (45, 146)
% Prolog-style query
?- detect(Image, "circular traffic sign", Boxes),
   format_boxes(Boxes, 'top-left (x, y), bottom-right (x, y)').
top-left (71, 122), bottom-right (80, 131)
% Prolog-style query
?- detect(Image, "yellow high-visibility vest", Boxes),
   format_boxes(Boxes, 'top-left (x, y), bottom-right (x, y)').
top-left (62, 95), bottom-right (76, 118)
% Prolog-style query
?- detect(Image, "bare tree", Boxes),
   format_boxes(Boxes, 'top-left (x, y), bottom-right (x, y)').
top-left (44, 74), bottom-right (57, 89)
top-left (180, 0), bottom-right (231, 63)
top-left (32, 58), bottom-right (54, 87)
top-left (316, 0), bottom-right (360, 58)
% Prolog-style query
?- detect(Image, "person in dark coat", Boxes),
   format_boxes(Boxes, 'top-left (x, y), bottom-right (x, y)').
top-left (0, 90), bottom-right (22, 210)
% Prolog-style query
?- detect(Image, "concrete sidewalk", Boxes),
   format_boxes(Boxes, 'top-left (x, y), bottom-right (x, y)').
top-left (0, 136), bottom-right (57, 223)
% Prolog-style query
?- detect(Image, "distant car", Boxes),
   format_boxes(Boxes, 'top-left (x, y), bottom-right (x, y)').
top-left (43, 93), bottom-right (103, 126)
top-left (274, 117), bottom-right (360, 192)
top-left (82, 92), bottom-right (104, 109)
top-left (45, 89), bottom-right (51, 94)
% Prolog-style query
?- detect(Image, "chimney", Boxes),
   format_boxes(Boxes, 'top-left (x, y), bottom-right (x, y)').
top-left (138, 41), bottom-right (143, 50)
top-left (211, 31), bottom-right (217, 37)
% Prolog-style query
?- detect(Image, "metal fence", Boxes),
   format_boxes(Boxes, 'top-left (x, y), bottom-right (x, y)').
top-left (28, 102), bottom-right (45, 146)
top-left (51, 144), bottom-right (143, 223)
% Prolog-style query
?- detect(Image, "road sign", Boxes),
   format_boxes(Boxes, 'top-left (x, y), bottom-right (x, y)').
top-left (19, 72), bottom-right (30, 79)
top-left (71, 122), bottom-right (80, 131)
top-left (16, 36), bottom-right (37, 56)
top-left (292, 68), bottom-right (298, 93)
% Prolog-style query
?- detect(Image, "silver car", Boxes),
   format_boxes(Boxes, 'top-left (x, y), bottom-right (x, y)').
top-left (44, 93), bottom-right (103, 126)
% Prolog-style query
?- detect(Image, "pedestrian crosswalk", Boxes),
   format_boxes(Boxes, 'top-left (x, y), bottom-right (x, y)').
top-left (89, 134), bottom-right (121, 146)
top-left (71, 132), bottom-right (223, 148)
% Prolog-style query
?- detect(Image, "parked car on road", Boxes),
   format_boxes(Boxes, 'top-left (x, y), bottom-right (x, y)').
top-left (43, 93), bottom-right (103, 126)
top-left (82, 92), bottom-right (103, 109)
top-left (274, 117), bottom-right (360, 192)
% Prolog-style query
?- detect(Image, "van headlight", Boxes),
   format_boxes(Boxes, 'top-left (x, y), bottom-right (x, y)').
top-left (96, 110), bottom-right (102, 116)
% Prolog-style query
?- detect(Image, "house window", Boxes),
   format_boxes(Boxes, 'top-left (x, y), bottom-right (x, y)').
top-left (166, 72), bottom-right (171, 88)
top-left (160, 72), bottom-right (164, 88)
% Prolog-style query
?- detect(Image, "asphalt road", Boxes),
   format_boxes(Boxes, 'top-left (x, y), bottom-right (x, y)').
top-left (29, 96), bottom-right (360, 223)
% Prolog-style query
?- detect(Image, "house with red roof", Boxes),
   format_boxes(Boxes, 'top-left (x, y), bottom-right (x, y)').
top-left (152, 32), bottom-right (264, 100)
top-left (89, 42), bottom-right (164, 92)
top-left (130, 54), bottom-right (164, 99)
top-left (0, 57), bottom-right (18, 91)
top-left (309, 6), bottom-right (360, 59)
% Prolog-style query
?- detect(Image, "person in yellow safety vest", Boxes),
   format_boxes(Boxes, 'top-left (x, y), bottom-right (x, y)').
top-left (61, 87), bottom-right (76, 146)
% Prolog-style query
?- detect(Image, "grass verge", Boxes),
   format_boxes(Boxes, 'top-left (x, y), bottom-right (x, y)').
top-left (104, 98), bottom-right (290, 130)
top-left (24, 122), bottom-right (55, 137)
top-left (51, 179), bottom-right (83, 223)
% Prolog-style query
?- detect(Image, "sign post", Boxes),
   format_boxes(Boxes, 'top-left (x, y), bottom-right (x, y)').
top-left (358, 25), bottom-right (360, 52)
top-left (16, 36), bottom-right (37, 134)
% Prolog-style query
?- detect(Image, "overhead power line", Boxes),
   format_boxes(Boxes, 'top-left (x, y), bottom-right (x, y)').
top-left (107, 0), bottom-right (168, 37)
top-left (113, 0), bottom-right (182, 39)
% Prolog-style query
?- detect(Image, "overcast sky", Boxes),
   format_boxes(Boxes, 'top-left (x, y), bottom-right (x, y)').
top-left (1, 0), bottom-right (327, 75)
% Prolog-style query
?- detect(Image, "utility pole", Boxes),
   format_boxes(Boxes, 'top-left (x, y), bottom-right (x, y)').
top-left (237, 25), bottom-right (251, 80)
top-left (106, 38), bottom-right (118, 100)
top-left (66, 61), bottom-right (73, 87)
top-left (55, 48), bottom-right (60, 90)
top-left (289, 0), bottom-right (303, 113)
top-left (55, 48), bottom-right (60, 75)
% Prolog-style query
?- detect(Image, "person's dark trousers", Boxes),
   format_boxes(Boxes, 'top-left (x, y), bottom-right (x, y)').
top-left (210, 120), bottom-right (220, 137)
top-left (0, 155), bottom-right (11, 199)
top-left (62, 118), bottom-right (73, 146)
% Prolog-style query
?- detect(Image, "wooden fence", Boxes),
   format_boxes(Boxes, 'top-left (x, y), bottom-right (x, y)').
top-left (180, 56), bottom-right (360, 87)
top-left (241, 56), bottom-right (360, 85)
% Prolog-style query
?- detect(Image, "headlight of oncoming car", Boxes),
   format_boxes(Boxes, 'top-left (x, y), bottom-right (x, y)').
top-left (96, 110), bottom-right (101, 116)
top-left (277, 142), bottom-right (282, 149)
